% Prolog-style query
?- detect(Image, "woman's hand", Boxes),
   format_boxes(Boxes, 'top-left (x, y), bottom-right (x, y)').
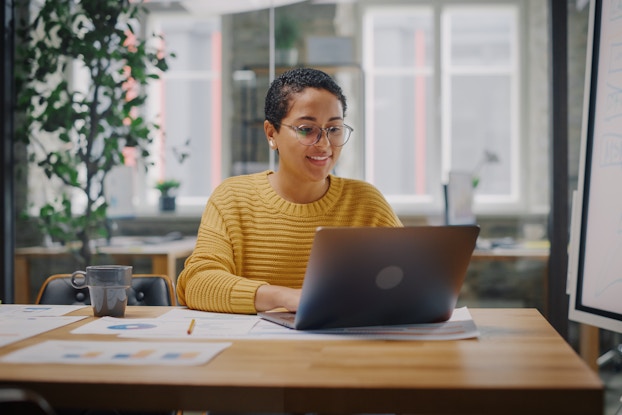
top-left (255, 285), bottom-right (301, 312)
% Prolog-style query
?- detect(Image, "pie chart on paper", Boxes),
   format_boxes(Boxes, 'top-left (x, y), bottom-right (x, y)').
top-left (107, 323), bottom-right (157, 330)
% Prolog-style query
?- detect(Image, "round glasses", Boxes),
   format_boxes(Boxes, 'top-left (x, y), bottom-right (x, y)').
top-left (278, 123), bottom-right (353, 147)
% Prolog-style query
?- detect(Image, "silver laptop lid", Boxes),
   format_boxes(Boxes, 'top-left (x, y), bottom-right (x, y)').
top-left (292, 225), bottom-right (480, 330)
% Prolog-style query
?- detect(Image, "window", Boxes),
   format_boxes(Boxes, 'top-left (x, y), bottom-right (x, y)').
top-left (139, 2), bottom-right (548, 217)
top-left (143, 14), bottom-right (222, 209)
top-left (363, 3), bottom-right (523, 215)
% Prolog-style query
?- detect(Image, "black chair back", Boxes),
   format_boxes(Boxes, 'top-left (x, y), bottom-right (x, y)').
top-left (36, 274), bottom-right (176, 306)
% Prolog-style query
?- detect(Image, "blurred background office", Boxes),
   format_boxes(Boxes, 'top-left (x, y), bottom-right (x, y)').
top-left (7, 0), bottom-right (619, 398)
top-left (5, 0), bottom-right (587, 345)
top-left (4, 0), bottom-right (622, 412)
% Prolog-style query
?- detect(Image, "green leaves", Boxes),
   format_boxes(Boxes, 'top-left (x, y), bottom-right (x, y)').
top-left (155, 179), bottom-right (181, 197)
top-left (15, 0), bottom-right (173, 266)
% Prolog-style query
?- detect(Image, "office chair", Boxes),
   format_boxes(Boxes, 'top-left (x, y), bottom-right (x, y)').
top-left (0, 387), bottom-right (56, 415)
top-left (35, 274), bottom-right (176, 306)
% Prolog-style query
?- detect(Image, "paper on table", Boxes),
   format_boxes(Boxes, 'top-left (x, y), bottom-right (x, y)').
top-left (0, 304), bottom-right (88, 317)
top-left (71, 312), bottom-right (259, 337)
top-left (72, 307), bottom-right (479, 341)
top-left (250, 306), bottom-right (480, 340)
top-left (0, 339), bottom-right (231, 366)
top-left (0, 316), bottom-right (86, 348)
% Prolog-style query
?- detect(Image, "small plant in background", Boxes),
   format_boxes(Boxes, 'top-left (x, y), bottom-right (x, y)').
top-left (171, 138), bottom-right (191, 165)
top-left (155, 179), bottom-right (180, 212)
top-left (275, 13), bottom-right (300, 50)
top-left (155, 137), bottom-right (189, 202)
top-left (155, 179), bottom-right (181, 197)
top-left (472, 150), bottom-right (500, 188)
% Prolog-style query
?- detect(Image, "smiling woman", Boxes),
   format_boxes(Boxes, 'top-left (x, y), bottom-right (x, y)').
top-left (265, 87), bottom-right (346, 202)
top-left (176, 67), bottom-right (403, 315)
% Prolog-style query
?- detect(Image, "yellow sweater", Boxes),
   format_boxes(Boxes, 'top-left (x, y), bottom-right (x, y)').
top-left (177, 171), bottom-right (402, 313)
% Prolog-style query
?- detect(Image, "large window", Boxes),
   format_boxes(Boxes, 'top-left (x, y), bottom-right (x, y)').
top-left (144, 14), bottom-right (222, 209)
top-left (140, 1), bottom-right (548, 217)
top-left (363, 3), bottom-right (521, 215)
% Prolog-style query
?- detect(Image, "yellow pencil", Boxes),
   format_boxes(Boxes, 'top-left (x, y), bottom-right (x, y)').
top-left (187, 319), bottom-right (196, 335)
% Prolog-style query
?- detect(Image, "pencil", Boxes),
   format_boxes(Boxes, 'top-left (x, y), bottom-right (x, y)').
top-left (187, 318), bottom-right (196, 335)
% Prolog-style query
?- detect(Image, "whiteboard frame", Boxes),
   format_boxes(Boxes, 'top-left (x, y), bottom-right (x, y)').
top-left (568, 0), bottom-right (622, 334)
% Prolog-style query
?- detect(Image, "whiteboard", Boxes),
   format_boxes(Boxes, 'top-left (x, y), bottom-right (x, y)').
top-left (568, 0), bottom-right (622, 333)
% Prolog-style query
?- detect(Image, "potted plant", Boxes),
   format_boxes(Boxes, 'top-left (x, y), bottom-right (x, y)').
top-left (14, 0), bottom-right (173, 267)
top-left (275, 13), bottom-right (300, 66)
top-left (472, 150), bottom-right (500, 188)
top-left (155, 179), bottom-right (180, 212)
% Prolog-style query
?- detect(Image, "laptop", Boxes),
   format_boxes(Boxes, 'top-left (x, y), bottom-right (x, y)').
top-left (258, 225), bottom-right (480, 330)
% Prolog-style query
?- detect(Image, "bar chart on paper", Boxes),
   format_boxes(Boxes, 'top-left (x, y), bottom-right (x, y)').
top-left (0, 340), bottom-right (231, 366)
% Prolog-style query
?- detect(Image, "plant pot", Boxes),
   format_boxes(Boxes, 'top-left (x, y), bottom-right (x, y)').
top-left (275, 48), bottom-right (298, 66)
top-left (159, 196), bottom-right (176, 212)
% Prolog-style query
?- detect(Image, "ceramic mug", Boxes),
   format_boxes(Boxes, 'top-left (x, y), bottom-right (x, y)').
top-left (71, 265), bottom-right (132, 317)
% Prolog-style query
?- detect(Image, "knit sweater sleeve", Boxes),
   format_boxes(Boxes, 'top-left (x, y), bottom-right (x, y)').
top-left (176, 181), bottom-right (268, 314)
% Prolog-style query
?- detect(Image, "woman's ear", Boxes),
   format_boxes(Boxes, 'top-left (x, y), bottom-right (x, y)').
top-left (264, 120), bottom-right (277, 149)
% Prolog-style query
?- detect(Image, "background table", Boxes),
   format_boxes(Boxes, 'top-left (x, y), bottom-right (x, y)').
top-left (14, 237), bottom-right (196, 303)
top-left (0, 307), bottom-right (603, 414)
top-left (472, 246), bottom-right (549, 261)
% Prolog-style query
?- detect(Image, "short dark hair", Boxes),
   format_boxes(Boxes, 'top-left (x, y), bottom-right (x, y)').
top-left (264, 67), bottom-right (347, 130)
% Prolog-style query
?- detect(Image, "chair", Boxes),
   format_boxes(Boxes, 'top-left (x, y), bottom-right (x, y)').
top-left (35, 274), bottom-right (176, 306)
top-left (0, 387), bottom-right (56, 415)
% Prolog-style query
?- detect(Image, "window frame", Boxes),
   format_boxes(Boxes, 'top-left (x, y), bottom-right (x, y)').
top-left (141, 13), bottom-right (223, 211)
top-left (361, 1), bottom-right (533, 217)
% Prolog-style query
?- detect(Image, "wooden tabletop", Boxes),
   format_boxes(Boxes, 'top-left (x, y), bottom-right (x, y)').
top-left (472, 246), bottom-right (549, 260)
top-left (0, 307), bottom-right (603, 414)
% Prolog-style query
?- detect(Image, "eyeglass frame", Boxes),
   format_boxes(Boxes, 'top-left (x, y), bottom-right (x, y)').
top-left (275, 122), bottom-right (354, 147)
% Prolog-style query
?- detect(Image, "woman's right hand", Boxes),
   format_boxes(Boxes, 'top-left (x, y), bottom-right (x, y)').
top-left (254, 285), bottom-right (301, 312)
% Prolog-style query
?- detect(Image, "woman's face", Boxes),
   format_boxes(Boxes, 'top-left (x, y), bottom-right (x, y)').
top-left (268, 87), bottom-right (345, 185)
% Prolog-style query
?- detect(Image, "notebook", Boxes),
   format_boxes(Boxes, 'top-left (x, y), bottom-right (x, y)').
top-left (258, 225), bottom-right (480, 330)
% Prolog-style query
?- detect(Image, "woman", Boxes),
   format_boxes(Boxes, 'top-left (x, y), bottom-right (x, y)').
top-left (177, 67), bottom-right (402, 314)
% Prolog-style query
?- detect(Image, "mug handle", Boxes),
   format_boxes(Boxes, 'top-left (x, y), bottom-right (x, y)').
top-left (70, 270), bottom-right (87, 289)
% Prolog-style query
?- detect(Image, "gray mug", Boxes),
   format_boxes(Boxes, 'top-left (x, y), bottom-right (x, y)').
top-left (71, 265), bottom-right (132, 317)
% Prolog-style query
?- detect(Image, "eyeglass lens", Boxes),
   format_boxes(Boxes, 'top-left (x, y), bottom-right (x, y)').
top-left (295, 125), bottom-right (351, 146)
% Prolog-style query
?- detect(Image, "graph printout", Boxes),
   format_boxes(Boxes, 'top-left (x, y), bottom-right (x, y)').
top-left (0, 315), bottom-right (86, 348)
top-left (1, 340), bottom-right (231, 366)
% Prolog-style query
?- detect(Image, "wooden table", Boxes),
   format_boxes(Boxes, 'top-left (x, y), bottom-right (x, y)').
top-left (472, 246), bottom-right (550, 261)
top-left (0, 307), bottom-right (603, 414)
top-left (470, 245), bottom-right (550, 309)
top-left (14, 237), bottom-right (197, 303)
